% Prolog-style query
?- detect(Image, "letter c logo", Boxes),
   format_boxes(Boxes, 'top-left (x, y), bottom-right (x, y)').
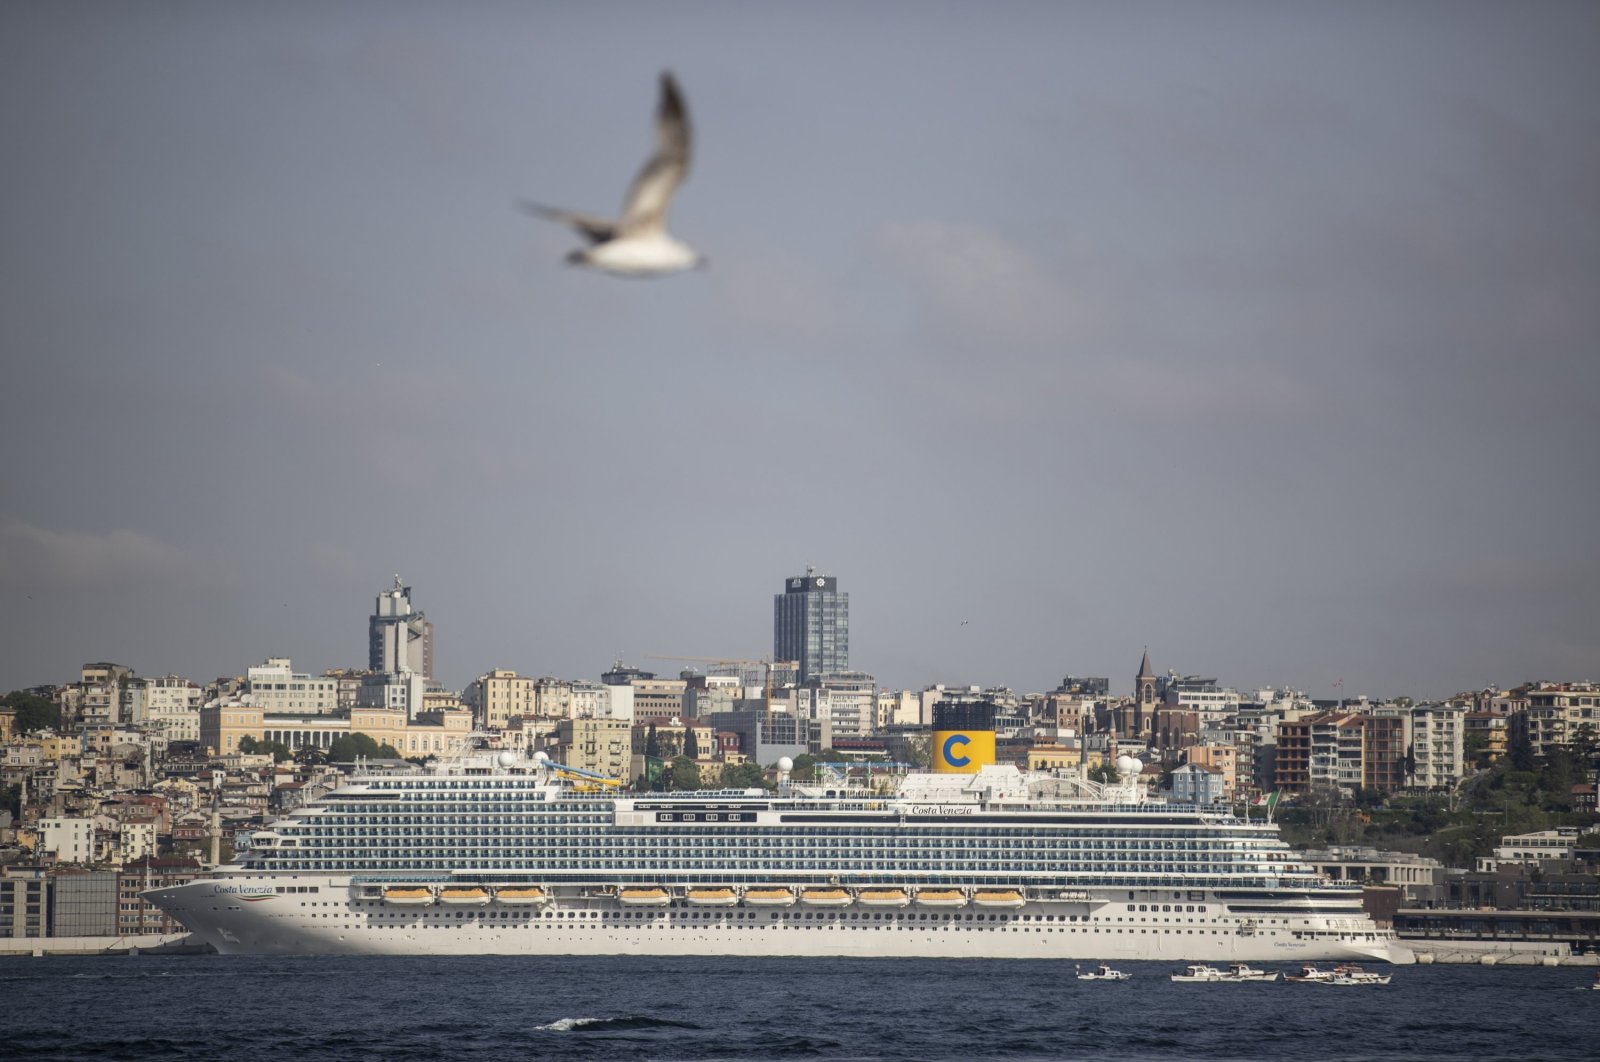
top-left (942, 734), bottom-right (970, 768)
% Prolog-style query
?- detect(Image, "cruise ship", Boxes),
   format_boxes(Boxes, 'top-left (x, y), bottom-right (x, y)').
top-left (145, 726), bottom-right (1412, 962)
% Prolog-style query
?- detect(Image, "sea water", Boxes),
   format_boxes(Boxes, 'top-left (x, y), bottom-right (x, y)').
top-left (0, 954), bottom-right (1592, 1061)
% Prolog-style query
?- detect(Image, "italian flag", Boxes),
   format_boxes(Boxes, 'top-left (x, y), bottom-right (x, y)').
top-left (1251, 791), bottom-right (1280, 808)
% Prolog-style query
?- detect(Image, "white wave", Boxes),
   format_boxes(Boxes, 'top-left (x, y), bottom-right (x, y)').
top-left (535, 1016), bottom-right (605, 1032)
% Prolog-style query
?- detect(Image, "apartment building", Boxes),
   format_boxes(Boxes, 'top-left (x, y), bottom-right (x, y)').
top-left (1514, 682), bottom-right (1600, 758)
top-left (243, 658), bottom-right (340, 714)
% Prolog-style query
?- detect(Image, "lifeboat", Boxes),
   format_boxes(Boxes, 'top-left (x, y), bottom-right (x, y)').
top-left (437, 887), bottom-right (491, 906)
top-left (685, 887), bottom-right (739, 907)
top-left (741, 887), bottom-right (796, 907)
top-left (856, 888), bottom-right (911, 908)
top-left (972, 889), bottom-right (1026, 909)
top-left (800, 887), bottom-right (853, 908)
top-left (494, 887), bottom-right (547, 905)
top-left (914, 888), bottom-right (968, 908)
top-left (382, 886), bottom-right (435, 906)
top-left (618, 887), bottom-right (672, 907)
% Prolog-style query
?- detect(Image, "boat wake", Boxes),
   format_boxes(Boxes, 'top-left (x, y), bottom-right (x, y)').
top-left (535, 1015), bottom-right (699, 1033)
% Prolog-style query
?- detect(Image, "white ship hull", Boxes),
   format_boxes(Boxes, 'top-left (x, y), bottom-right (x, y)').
top-left (147, 875), bottom-right (1412, 963)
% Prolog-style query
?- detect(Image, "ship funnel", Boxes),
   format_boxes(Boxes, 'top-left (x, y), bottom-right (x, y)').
top-left (932, 702), bottom-right (996, 774)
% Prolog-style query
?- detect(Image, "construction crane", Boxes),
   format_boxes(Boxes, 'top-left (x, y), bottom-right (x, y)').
top-left (645, 655), bottom-right (798, 739)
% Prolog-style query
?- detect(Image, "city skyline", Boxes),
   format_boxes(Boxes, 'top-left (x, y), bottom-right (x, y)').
top-left (3, 4), bottom-right (1596, 701)
top-left (0, 570), bottom-right (1583, 706)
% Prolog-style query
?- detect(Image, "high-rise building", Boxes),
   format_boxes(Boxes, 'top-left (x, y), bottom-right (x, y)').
top-left (774, 567), bottom-right (848, 685)
top-left (369, 575), bottom-right (433, 679)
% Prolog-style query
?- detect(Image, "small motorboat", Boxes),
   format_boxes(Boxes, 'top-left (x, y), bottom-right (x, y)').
top-left (1170, 964), bottom-right (1229, 983)
top-left (1171, 963), bottom-right (1278, 983)
top-left (1076, 964), bottom-right (1131, 981)
top-left (1285, 965), bottom-right (1336, 983)
top-left (1226, 962), bottom-right (1280, 982)
top-left (1327, 964), bottom-right (1391, 985)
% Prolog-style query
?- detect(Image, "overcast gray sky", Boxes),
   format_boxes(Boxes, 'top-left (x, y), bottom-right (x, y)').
top-left (2, 1), bottom-right (1596, 702)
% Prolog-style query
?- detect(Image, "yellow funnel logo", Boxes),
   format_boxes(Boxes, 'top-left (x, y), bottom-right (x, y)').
top-left (933, 730), bottom-right (995, 774)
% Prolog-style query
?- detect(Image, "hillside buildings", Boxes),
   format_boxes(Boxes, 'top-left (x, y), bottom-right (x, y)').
top-left (2, 568), bottom-right (1597, 957)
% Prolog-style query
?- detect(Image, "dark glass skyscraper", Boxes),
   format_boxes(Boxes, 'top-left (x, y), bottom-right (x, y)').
top-left (773, 567), bottom-right (848, 685)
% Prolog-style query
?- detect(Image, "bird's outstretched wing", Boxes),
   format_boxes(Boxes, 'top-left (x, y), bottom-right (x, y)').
top-left (518, 201), bottom-right (617, 245)
top-left (617, 72), bottom-right (691, 237)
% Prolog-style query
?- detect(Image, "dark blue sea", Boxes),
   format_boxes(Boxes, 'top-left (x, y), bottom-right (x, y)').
top-left (1, 955), bottom-right (1594, 1061)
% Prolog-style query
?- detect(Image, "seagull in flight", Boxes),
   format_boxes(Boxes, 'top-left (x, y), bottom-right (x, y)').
top-left (521, 71), bottom-right (704, 277)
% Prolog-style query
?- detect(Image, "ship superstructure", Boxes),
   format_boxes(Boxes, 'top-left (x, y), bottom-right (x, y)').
top-left (145, 750), bottom-right (1411, 962)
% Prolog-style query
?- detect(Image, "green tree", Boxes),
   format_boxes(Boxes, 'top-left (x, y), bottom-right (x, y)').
top-left (901, 733), bottom-right (932, 771)
top-left (1463, 731), bottom-right (1490, 770)
top-left (721, 762), bottom-right (770, 790)
top-left (2, 691), bottom-right (60, 735)
top-left (1572, 723), bottom-right (1600, 765)
top-left (1353, 787), bottom-right (1387, 810)
top-left (327, 733), bottom-right (401, 761)
top-left (662, 755), bottom-right (700, 791)
top-left (239, 736), bottom-right (292, 761)
top-left (1087, 760), bottom-right (1119, 784)
top-left (645, 725), bottom-right (660, 758)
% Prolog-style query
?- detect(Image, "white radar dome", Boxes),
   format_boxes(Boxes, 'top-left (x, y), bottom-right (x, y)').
top-left (533, 751), bottom-right (550, 763)
top-left (776, 756), bottom-right (794, 772)
top-left (1116, 755), bottom-right (1142, 778)
top-left (496, 750), bottom-right (517, 768)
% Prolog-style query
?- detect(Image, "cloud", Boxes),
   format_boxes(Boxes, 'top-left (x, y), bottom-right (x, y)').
top-left (871, 220), bottom-right (1096, 349)
top-left (0, 518), bottom-right (219, 591)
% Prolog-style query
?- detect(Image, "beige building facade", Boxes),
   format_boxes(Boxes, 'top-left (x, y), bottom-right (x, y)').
top-left (201, 704), bottom-right (472, 758)
top-left (466, 669), bottom-right (538, 730)
top-left (555, 718), bottom-right (632, 780)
